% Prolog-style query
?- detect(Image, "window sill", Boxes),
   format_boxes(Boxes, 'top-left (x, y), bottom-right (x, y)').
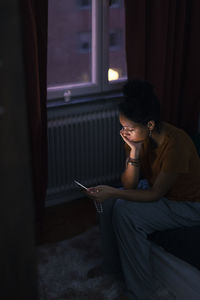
top-left (47, 90), bottom-right (124, 109)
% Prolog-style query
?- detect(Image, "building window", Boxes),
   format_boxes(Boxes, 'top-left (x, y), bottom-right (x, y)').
top-left (109, 30), bottom-right (121, 50)
top-left (110, 0), bottom-right (122, 8)
top-left (47, 0), bottom-right (127, 100)
top-left (78, 0), bottom-right (91, 9)
top-left (78, 32), bottom-right (91, 53)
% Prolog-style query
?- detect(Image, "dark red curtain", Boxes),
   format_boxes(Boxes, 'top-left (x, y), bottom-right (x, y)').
top-left (20, 0), bottom-right (48, 240)
top-left (124, 0), bottom-right (200, 135)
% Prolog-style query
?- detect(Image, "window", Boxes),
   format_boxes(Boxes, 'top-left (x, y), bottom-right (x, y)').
top-left (110, 0), bottom-right (122, 8)
top-left (78, 0), bottom-right (91, 9)
top-left (47, 0), bottom-right (127, 100)
top-left (109, 0), bottom-right (127, 81)
top-left (78, 32), bottom-right (91, 53)
top-left (109, 30), bottom-right (121, 50)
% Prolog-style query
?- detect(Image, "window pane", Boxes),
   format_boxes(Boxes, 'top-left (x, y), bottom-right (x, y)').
top-left (47, 0), bottom-right (92, 88)
top-left (108, 0), bottom-right (127, 82)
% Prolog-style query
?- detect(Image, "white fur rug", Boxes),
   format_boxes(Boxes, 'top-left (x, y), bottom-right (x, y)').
top-left (37, 226), bottom-right (124, 300)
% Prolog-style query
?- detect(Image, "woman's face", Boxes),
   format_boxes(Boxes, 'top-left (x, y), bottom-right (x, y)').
top-left (119, 114), bottom-right (149, 143)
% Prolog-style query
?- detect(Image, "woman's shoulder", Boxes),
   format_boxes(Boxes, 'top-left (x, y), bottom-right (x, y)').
top-left (163, 122), bottom-right (191, 140)
top-left (163, 122), bottom-right (196, 151)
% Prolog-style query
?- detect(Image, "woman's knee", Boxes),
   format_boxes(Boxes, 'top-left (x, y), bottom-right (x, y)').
top-left (112, 199), bottom-right (149, 230)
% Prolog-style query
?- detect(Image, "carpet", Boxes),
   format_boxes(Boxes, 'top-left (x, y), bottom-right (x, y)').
top-left (37, 226), bottom-right (125, 300)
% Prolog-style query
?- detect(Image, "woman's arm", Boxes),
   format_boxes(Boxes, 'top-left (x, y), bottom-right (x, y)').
top-left (119, 172), bottom-right (178, 201)
top-left (87, 172), bottom-right (178, 203)
top-left (120, 131), bottom-right (143, 189)
top-left (121, 150), bottom-right (140, 189)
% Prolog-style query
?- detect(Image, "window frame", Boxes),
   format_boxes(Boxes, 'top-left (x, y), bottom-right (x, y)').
top-left (47, 0), bottom-right (127, 101)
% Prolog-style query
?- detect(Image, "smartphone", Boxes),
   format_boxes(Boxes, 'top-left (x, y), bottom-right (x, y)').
top-left (74, 180), bottom-right (88, 191)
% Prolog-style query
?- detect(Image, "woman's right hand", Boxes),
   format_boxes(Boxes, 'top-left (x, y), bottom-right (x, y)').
top-left (120, 129), bottom-right (143, 156)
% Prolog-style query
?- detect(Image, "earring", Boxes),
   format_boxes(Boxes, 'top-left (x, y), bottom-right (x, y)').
top-left (149, 129), bottom-right (152, 137)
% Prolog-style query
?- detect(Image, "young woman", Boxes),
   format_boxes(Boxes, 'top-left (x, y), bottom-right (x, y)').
top-left (86, 79), bottom-right (200, 300)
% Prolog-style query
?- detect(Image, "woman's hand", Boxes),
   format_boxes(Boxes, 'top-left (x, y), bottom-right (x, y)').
top-left (86, 185), bottom-right (117, 202)
top-left (120, 129), bottom-right (143, 155)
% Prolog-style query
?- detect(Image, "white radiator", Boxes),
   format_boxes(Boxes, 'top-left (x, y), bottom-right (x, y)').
top-left (46, 99), bottom-right (125, 206)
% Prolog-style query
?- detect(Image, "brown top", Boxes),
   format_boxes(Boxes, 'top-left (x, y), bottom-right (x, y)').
top-left (126, 122), bottom-right (200, 202)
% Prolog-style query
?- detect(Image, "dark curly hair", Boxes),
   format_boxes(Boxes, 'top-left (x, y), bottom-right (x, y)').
top-left (119, 79), bottom-right (161, 130)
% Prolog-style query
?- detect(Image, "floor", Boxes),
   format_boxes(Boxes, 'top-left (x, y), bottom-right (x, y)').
top-left (37, 197), bottom-right (98, 245)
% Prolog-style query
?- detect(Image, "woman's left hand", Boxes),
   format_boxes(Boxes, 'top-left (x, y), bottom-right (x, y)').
top-left (86, 185), bottom-right (117, 202)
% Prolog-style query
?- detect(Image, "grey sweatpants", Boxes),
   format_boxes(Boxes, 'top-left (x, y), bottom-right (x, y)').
top-left (98, 180), bottom-right (200, 300)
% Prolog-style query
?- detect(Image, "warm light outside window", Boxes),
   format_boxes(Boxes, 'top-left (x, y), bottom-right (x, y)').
top-left (47, 0), bottom-right (127, 100)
